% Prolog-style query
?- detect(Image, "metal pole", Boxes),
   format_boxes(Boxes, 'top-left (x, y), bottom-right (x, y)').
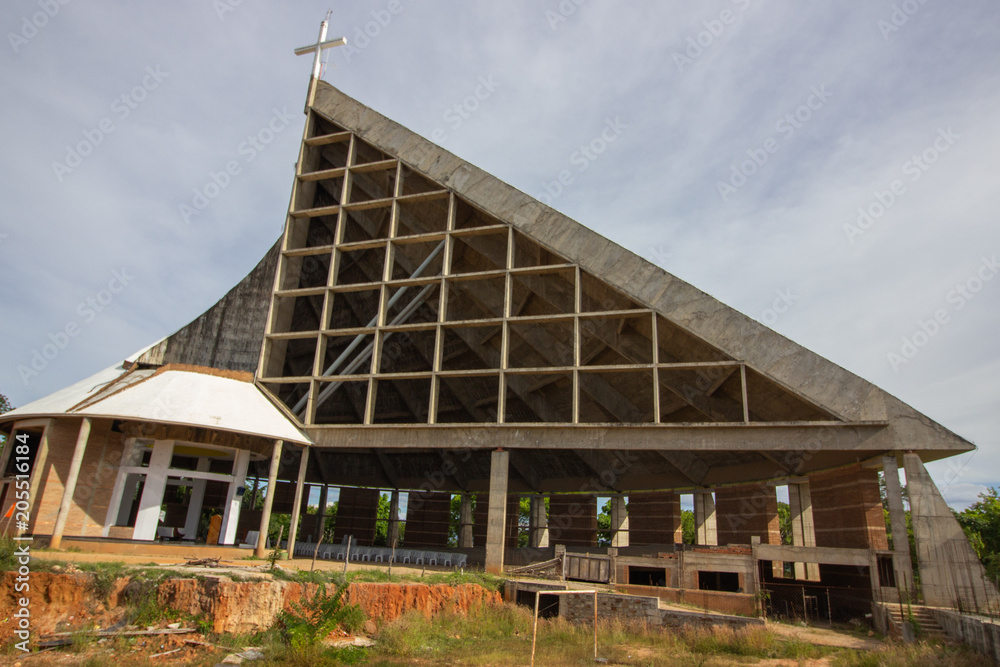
top-left (343, 535), bottom-right (352, 575)
top-left (593, 591), bottom-right (598, 660)
top-left (530, 591), bottom-right (540, 667)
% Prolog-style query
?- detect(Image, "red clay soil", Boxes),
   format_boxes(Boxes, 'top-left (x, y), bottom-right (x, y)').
top-left (1, 571), bottom-right (502, 640)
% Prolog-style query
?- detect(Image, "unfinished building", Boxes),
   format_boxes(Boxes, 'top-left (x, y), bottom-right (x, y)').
top-left (2, 80), bottom-right (996, 621)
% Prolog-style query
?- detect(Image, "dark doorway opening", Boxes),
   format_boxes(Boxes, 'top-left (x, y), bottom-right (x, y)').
top-left (698, 571), bottom-right (740, 592)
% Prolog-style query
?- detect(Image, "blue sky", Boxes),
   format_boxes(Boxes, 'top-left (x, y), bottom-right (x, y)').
top-left (1, 1), bottom-right (998, 509)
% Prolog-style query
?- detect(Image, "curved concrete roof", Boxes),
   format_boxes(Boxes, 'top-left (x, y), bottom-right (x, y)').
top-left (2, 364), bottom-right (308, 445)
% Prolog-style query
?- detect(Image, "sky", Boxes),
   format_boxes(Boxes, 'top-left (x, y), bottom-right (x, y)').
top-left (1, 1), bottom-right (998, 510)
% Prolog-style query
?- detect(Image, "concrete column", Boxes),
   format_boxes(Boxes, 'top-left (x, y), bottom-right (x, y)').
top-left (387, 490), bottom-right (400, 546)
top-left (882, 455), bottom-right (914, 597)
top-left (133, 440), bottom-right (174, 541)
top-left (529, 494), bottom-right (549, 548)
top-left (286, 446), bottom-right (310, 558)
top-left (610, 495), bottom-right (629, 548)
top-left (182, 458), bottom-right (210, 540)
top-left (788, 481), bottom-right (820, 580)
top-left (485, 449), bottom-right (509, 574)
top-left (458, 493), bottom-right (473, 548)
top-left (220, 449), bottom-right (250, 545)
top-left (23, 419), bottom-right (53, 535)
top-left (256, 439), bottom-right (283, 558)
top-left (315, 485), bottom-right (329, 542)
top-left (49, 418), bottom-right (92, 550)
top-left (693, 491), bottom-right (717, 546)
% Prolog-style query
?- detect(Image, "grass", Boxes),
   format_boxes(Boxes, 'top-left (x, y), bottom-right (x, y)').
top-left (832, 641), bottom-right (994, 666)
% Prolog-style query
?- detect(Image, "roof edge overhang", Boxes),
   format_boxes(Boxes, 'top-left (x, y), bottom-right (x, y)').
top-left (308, 80), bottom-right (976, 457)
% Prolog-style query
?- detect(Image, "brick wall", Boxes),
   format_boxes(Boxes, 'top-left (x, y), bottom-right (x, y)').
top-left (31, 418), bottom-right (123, 537)
top-left (810, 464), bottom-right (888, 550)
top-left (628, 491), bottom-right (682, 545)
top-left (332, 487), bottom-right (379, 545)
top-left (405, 490), bottom-right (451, 548)
top-left (548, 494), bottom-right (597, 547)
top-left (715, 483), bottom-right (781, 546)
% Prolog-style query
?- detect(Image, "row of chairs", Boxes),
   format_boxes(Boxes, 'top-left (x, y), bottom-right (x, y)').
top-left (290, 541), bottom-right (468, 568)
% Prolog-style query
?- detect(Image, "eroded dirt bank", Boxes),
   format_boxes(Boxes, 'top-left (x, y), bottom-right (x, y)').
top-left (0, 571), bottom-right (502, 639)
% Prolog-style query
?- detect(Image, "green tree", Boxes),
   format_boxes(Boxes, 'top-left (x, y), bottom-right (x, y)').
top-left (596, 499), bottom-right (612, 547)
top-left (955, 487), bottom-right (1000, 586)
top-left (681, 509), bottom-right (695, 544)
top-left (776, 501), bottom-right (792, 544)
top-left (0, 393), bottom-right (12, 453)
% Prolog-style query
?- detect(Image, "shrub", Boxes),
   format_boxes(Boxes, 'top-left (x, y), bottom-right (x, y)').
top-left (280, 583), bottom-right (367, 648)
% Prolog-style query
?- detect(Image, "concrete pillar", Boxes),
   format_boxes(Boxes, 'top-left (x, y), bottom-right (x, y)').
top-left (384, 490), bottom-right (398, 546)
top-left (23, 420), bottom-right (53, 535)
top-left (693, 491), bottom-right (717, 546)
top-left (458, 493), bottom-right (473, 548)
top-left (610, 495), bottom-right (629, 548)
top-left (485, 449), bottom-right (509, 574)
top-left (255, 439), bottom-right (283, 558)
top-left (218, 449), bottom-right (250, 546)
top-left (133, 440), bottom-right (174, 542)
top-left (788, 482), bottom-right (820, 580)
top-left (182, 458), bottom-right (210, 540)
top-left (286, 446), bottom-right (310, 557)
top-left (882, 455), bottom-right (915, 597)
top-left (49, 418), bottom-right (92, 550)
top-left (529, 494), bottom-right (549, 548)
top-left (628, 492), bottom-right (682, 545)
top-left (315, 485), bottom-right (329, 542)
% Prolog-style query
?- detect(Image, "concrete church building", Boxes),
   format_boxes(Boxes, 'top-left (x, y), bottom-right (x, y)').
top-left (2, 70), bottom-right (997, 621)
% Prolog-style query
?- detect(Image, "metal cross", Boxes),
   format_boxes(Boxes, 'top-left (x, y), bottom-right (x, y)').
top-left (295, 13), bottom-right (348, 106)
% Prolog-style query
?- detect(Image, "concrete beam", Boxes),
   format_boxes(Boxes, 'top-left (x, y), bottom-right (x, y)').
top-left (306, 422), bottom-right (895, 452)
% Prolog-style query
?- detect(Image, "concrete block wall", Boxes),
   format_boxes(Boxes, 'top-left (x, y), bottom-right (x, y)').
top-left (628, 491), bottom-right (682, 545)
top-left (31, 419), bottom-right (123, 537)
top-left (559, 591), bottom-right (762, 629)
top-left (715, 483), bottom-right (781, 546)
top-left (809, 464), bottom-right (888, 550)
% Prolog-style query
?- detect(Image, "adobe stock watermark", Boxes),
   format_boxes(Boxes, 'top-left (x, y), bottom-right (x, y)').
top-left (8, 0), bottom-right (71, 54)
top-left (51, 66), bottom-right (169, 183)
top-left (213, 0), bottom-right (243, 21)
top-left (759, 288), bottom-right (798, 326)
top-left (536, 117), bottom-right (628, 206)
top-left (672, 0), bottom-right (752, 73)
top-left (877, 0), bottom-right (932, 40)
top-left (887, 254), bottom-right (998, 372)
top-left (544, 0), bottom-right (590, 31)
top-left (717, 84), bottom-right (831, 201)
top-left (179, 107), bottom-right (294, 224)
top-left (843, 127), bottom-right (959, 245)
top-left (339, 0), bottom-right (412, 64)
top-left (646, 244), bottom-right (673, 267)
top-left (429, 75), bottom-right (502, 144)
top-left (17, 268), bottom-right (135, 385)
